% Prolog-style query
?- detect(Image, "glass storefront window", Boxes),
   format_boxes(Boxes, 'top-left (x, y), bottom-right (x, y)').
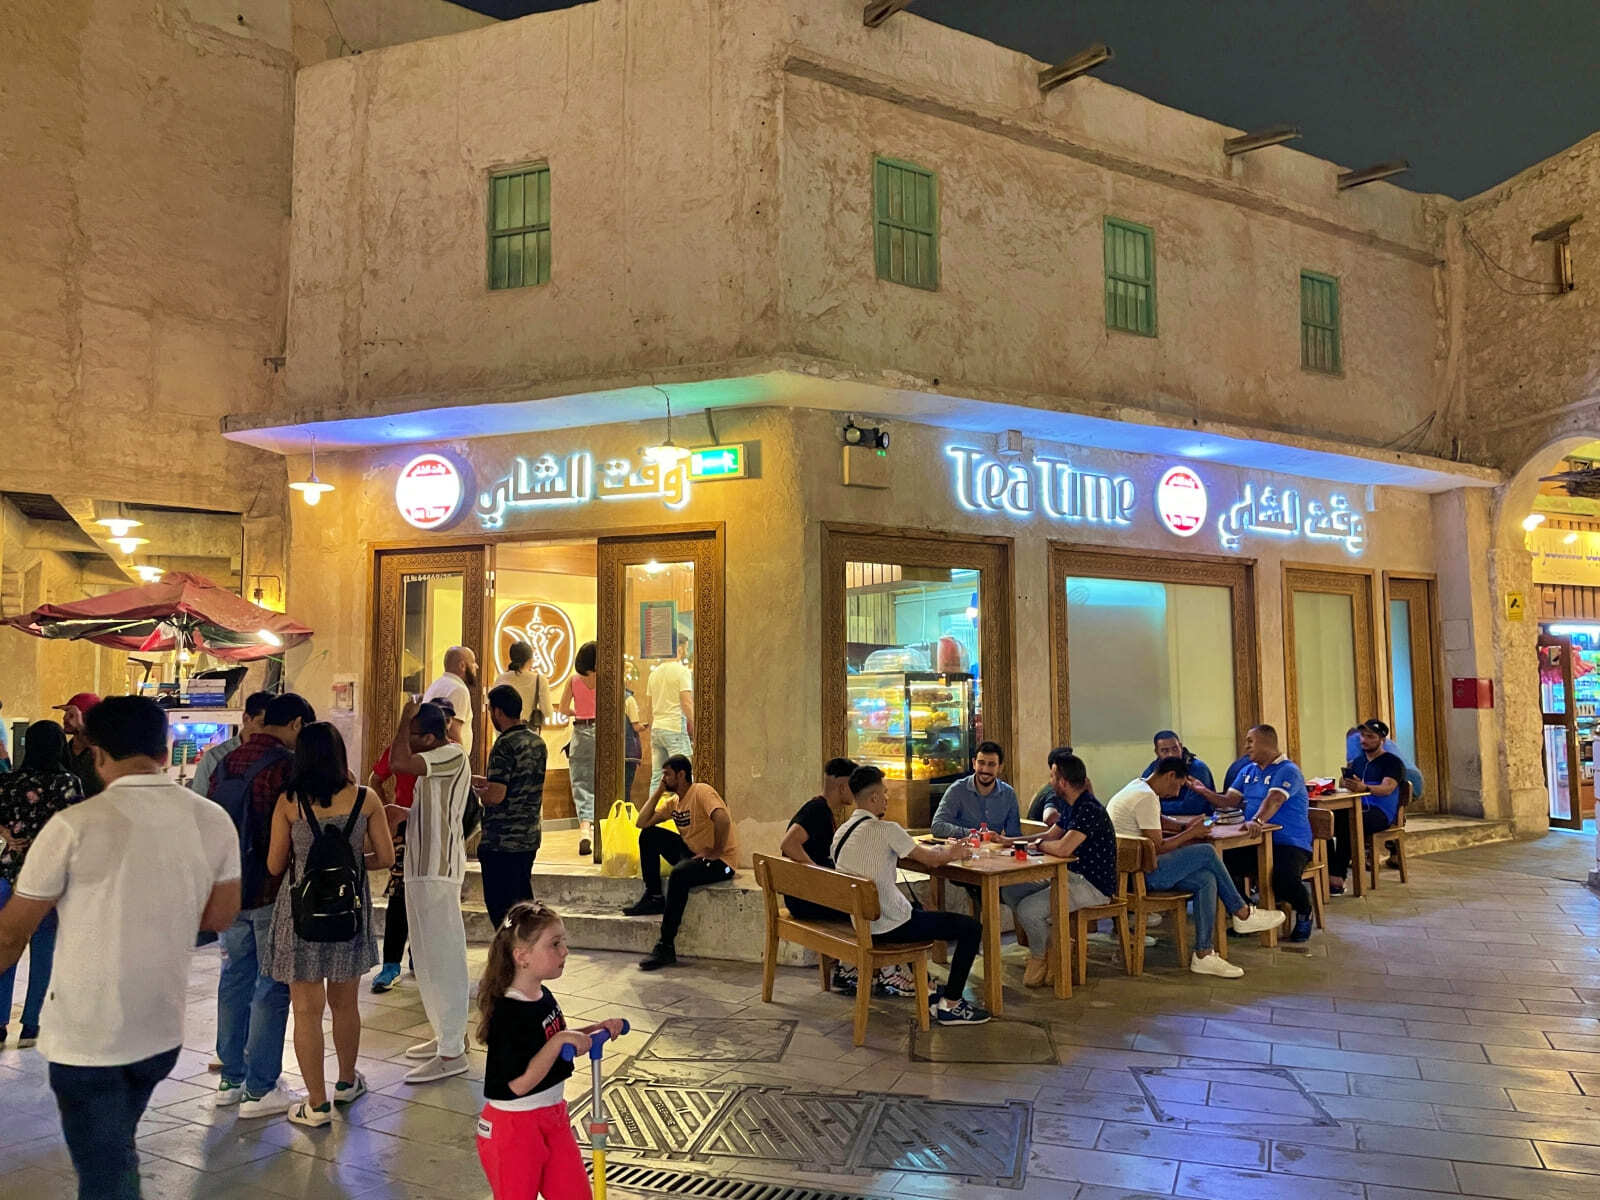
top-left (844, 562), bottom-right (981, 781)
top-left (1388, 597), bottom-right (1419, 767)
top-left (627, 559), bottom-right (696, 801)
top-left (400, 572), bottom-right (464, 698)
top-left (1065, 576), bottom-right (1237, 792)
top-left (1292, 590), bottom-right (1359, 776)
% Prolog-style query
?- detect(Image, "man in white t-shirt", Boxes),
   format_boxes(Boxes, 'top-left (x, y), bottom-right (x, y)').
top-left (643, 653), bottom-right (693, 794)
top-left (387, 698), bottom-right (473, 1084)
top-left (423, 645), bottom-right (479, 759)
top-left (0, 696), bottom-right (241, 1197)
top-left (1105, 758), bottom-right (1283, 979)
top-left (830, 765), bottom-right (992, 1026)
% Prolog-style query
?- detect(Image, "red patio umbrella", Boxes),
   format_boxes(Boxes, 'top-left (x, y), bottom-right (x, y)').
top-left (2, 572), bottom-right (313, 662)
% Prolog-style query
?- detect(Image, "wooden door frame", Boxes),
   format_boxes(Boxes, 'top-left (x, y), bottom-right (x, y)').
top-left (1537, 633), bottom-right (1585, 829)
top-left (367, 545), bottom-right (489, 774)
top-left (821, 524), bottom-right (1016, 767)
top-left (595, 528), bottom-right (726, 828)
top-left (1382, 572), bottom-right (1449, 815)
top-left (1048, 543), bottom-right (1261, 752)
top-left (1281, 562), bottom-right (1378, 769)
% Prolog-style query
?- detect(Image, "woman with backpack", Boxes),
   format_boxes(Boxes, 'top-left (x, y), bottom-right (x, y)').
top-left (264, 722), bottom-right (394, 1127)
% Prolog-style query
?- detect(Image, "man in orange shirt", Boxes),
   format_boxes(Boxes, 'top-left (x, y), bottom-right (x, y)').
top-left (623, 754), bottom-right (738, 971)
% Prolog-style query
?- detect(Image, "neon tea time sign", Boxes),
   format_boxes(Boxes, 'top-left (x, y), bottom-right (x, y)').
top-left (942, 444), bottom-right (1366, 555)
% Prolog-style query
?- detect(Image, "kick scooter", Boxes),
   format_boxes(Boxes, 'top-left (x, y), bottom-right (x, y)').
top-left (561, 1019), bottom-right (630, 1199)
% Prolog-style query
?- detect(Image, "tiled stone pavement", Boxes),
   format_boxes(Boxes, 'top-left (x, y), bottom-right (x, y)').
top-left (3, 827), bottom-right (1598, 1200)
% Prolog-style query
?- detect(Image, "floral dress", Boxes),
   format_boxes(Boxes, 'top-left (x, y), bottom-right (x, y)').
top-left (0, 769), bottom-right (85, 884)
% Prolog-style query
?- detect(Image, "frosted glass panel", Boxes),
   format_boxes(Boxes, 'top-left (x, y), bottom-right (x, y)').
top-left (1388, 599), bottom-right (1418, 766)
top-left (1293, 591), bottom-right (1358, 776)
top-left (1067, 577), bottom-right (1236, 793)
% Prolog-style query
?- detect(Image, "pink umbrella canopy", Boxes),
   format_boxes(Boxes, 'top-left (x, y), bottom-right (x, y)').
top-left (2, 572), bottom-right (312, 662)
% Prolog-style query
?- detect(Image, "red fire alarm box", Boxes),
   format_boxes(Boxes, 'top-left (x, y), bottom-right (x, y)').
top-left (1451, 677), bottom-right (1494, 709)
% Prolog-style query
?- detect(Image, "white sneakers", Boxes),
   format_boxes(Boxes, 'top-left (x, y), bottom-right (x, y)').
top-left (1232, 907), bottom-right (1288, 935)
top-left (405, 1054), bottom-right (470, 1084)
top-left (286, 1100), bottom-right (333, 1128)
top-left (214, 1080), bottom-right (244, 1107)
top-left (403, 1039), bottom-right (439, 1060)
top-left (1190, 952), bottom-right (1245, 979)
top-left (237, 1086), bottom-right (298, 1119)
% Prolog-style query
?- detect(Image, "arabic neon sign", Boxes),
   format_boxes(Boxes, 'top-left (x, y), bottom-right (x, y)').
top-left (945, 445), bottom-right (1136, 526)
top-left (1216, 483), bottom-right (1367, 555)
top-left (476, 451), bottom-right (690, 529)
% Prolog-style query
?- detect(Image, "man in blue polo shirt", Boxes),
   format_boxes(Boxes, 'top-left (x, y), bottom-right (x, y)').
top-left (1141, 730), bottom-right (1214, 817)
top-left (1329, 720), bottom-right (1406, 894)
top-left (1217, 723), bottom-right (1315, 944)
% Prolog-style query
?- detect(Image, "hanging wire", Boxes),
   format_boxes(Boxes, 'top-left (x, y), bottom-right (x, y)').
top-left (318, 0), bottom-right (356, 56)
top-left (1462, 225), bottom-right (1562, 296)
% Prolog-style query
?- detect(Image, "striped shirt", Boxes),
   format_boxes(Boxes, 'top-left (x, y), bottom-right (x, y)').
top-left (405, 742), bottom-right (471, 883)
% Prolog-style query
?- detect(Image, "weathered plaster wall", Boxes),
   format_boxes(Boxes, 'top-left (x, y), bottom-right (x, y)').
top-left (1452, 133), bottom-right (1600, 471)
top-left (283, 407), bottom-right (1442, 863)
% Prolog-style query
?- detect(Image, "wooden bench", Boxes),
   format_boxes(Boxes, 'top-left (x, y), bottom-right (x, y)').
top-left (753, 853), bottom-right (933, 1046)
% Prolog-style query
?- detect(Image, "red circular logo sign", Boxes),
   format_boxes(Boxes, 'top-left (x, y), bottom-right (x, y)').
top-left (1156, 466), bottom-right (1207, 537)
top-left (396, 454), bottom-right (464, 530)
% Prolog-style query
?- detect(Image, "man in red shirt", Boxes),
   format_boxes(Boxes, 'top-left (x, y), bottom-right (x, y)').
top-left (369, 745), bottom-right (417, 992)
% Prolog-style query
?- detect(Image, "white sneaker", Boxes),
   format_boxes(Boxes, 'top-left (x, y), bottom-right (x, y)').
top-left (1191, 953), bottom-right (1245, 979)
top-left (404, 1055), bottom-right (469, 1084)
top-left (214, 1080), bottom-right (244, 1107)
top-left (403, 1039), bottom-right (439, 1060)
top-left (238, 1086), bottom-right (299, 1119)
top-left (1232, 907), bottom-right (1288, 935)
top-left (286, 1099), bottom-right (333, 1128)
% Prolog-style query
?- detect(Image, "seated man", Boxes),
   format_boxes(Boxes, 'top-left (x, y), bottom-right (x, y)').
top-left (1330, 720), bottom-right (1405, 893)
top-left (1142, 730), bottom-right (1214, 817)
top-left (780, 758), bottom-right (912, 998)
top-left (1194, 724), bottom-right (1316, 944)
top-left (832, 766), bottom-right (990, 1025)
top-left (1107, 759), bottom-right (1284, 979)
top-left (624, 754), bottom-right (739, 971)
top-left (1221, 750), bottom-right (1252, 794)
top-left (931, 741), bottom-right (1021, 839)
top-left (1001, 748), bottom-right (1120, 988)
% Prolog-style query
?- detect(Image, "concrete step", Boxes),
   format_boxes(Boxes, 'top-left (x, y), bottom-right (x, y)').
top-left (1398, 816), bottom-right (1515, 857)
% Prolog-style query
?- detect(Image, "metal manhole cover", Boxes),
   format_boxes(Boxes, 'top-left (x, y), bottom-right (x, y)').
top-left (858, 1097), bottom-right (1031, 1182)
top-left (571, 1079), bottom-right (735, 1154)
top-left (908, 1016), bottom-right (1056, 1064)
top-left (639, 1017), bottom-right (799, 1063)
top-left (1130, 1066), bottom-right (1339, 1127)
top-left (693, 1088), bottom-right (870, 1162)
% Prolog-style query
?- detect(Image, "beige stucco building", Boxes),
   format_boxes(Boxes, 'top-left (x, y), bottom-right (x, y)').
top-left (6, 0), bottom-right (1599, 883)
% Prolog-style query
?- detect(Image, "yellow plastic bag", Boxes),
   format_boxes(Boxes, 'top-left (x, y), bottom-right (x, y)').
top-left (600, 800), bottom-right (642, 877)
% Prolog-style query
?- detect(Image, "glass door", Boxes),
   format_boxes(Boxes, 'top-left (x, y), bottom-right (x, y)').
top-left (1385, 577), bottom-right (1444, 814)
top-left (1540, 635), bottom-right (1583, 829)
top-left (1283, 567), bottom-right (1377, 778)
top-left (369, 547), bottom-right (488, 774)
top-left (594, 532), bottom-right (723, 863)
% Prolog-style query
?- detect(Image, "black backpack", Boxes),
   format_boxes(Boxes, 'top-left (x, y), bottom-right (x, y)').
top-left (289, 789), bottom-right (368, 943)
top-left (209, 743), bottom-right (292, 905)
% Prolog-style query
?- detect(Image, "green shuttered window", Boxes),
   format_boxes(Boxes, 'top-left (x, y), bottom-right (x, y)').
top-left (874, 157), bottom-right (939, 290)
top-left (1104, 218), bottom-right (1156, 336)
top-left (1300, 271), bottom-right (1342, 373)
top-left (488, 166), bottom-right (551, 291)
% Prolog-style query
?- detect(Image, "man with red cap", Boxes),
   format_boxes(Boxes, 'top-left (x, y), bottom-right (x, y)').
top-left (54, 693), bottom-right (103, 799)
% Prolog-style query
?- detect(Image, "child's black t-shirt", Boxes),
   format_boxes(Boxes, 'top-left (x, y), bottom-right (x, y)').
top-left (483, 986), bottom-right (574, 1101)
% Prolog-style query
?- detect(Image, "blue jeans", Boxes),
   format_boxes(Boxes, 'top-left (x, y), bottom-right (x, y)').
top-left (649, 727), bottom-right (693, 795)
top-left (50, 1045), bottom-right (179, 1200)
top-left (216, 904), bottom-right (289, 1096)
top-left (568, 722), bottom-right (596, 823)
top-left (1145, 842), bottom-right (1246, 953)
top-left (0, 876), bottom-right (57, 1030)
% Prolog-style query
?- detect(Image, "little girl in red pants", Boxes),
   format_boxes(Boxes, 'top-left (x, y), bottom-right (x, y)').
top-left (475, 901), bottom-right (626, 1200)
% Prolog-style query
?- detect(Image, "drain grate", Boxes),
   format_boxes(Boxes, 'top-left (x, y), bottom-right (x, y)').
top-left (575, 1079), bottom-right (735, 1154)
top-left (694, 1088), bottom-right (868, 1162)
top-left (594, 1162), bottom-right (895, 1200)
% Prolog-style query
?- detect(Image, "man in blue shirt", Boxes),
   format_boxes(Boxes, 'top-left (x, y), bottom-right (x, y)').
top-left (931, 741), bottom-right (1021, 839)
top-left (1329, 720), bottom-right (1405, 893)
top-left (1141, 730), bottom-right (1215, 817)
top-left (1206, 724), bottom-right (1316, 944)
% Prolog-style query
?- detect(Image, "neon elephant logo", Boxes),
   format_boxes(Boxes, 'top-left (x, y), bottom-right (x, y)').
top-left (494, 602), bottom-right (578, 686)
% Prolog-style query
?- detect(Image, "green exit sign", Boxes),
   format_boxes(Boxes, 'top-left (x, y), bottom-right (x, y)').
top-left (688, 444), bottom-right (746, 481)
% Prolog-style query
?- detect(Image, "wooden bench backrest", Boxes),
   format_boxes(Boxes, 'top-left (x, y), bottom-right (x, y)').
top-left (752, 853), bottom-right (881, 924)
top-left (1309, 807), bottom-right (1334, 840)
top-left (1394, 780), bottom-right (1411, 828)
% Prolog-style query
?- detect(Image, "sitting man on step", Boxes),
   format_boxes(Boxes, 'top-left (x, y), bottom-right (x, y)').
top-left (623, 754), bottom-right (740, 971)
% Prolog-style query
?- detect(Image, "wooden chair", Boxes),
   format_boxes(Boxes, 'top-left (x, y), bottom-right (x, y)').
top-left (1068, 840), bottom-right (1138, 985)
top-left (1124, 836), bottom-right (1191, 974)
top-left (1366, 781), bottom-right (1410, 890)
top-left (1303, 808), bottom-right (1331, 929)
top-left (752, 854), bottom-right (933, 1047)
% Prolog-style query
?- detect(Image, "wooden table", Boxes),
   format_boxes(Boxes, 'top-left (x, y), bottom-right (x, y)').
top-left (898, 845), bottom-right (1074, 1014)
top-left (1202, 823), bottom-right (1281, 949)
top-left (1311, 789), bottom-right (1367, 897)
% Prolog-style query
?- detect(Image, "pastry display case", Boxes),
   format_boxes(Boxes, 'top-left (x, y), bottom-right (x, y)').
top-left (847, 671), bottom-right (976, 825)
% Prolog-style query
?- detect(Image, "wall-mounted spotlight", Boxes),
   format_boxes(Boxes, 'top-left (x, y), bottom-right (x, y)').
top-left (842, 418), bottom-right (890, 451)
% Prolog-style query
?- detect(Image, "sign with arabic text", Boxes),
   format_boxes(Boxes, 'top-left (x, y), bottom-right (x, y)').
top-left (476, 451), bottom-right (690, 529)
top-left (689, 444), bottom-right (746, 480)
top-left (1216, 483), bottom-right (1366, 555)
top-left (1527, 527), bottom-right (1600, 586)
